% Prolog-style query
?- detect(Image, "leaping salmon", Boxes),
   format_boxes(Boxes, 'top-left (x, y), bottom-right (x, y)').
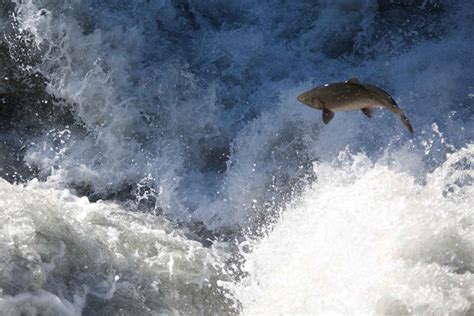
top-left (297, 78), bottom-right (413, 134)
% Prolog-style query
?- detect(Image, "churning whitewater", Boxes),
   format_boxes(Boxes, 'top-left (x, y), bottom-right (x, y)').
top-left (0, 0), bottom-right (473, 314)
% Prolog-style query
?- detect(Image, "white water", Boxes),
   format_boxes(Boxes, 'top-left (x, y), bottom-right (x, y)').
top-left (0, 0), bottom-right (473, 314)
top-left (0, 179), bottom-right (232, 314)
top-left (231, 145), bottom-right (474, 314)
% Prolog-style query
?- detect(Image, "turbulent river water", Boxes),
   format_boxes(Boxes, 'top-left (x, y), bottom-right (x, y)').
top-left (0, 0), bottom-right (473, 314)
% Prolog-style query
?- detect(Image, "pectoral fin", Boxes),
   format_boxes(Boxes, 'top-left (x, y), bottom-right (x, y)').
top-left (322, 108), bottom-right (334, 124)
top-left (361, 108), bottom-right (373, 118)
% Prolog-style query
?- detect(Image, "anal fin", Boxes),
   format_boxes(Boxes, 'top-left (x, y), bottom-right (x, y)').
top-left (322, 108), bottom-right (334, 124)
top-left (361, 108), bottom-right (373, 118)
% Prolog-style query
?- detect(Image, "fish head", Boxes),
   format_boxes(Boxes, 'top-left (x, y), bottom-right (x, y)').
top-left (297, 89), bottom-right (323, 109)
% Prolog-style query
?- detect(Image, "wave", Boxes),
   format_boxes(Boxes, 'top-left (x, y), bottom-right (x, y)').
top-left (230, 145), bottom-right (474, 314)
top-left (0, 179), bottom-right (232, 314)
top-left (0, 0), bottom-right (472, 313)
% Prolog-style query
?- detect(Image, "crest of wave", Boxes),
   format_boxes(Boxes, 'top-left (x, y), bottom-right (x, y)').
top-left (230, 145), bottom-right (474, 314)
top-left (0, 180), bottom-right (233, 314)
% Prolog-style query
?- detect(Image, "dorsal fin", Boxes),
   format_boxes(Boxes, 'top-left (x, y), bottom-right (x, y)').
top-left (347, 77), bottom-right (359, 84)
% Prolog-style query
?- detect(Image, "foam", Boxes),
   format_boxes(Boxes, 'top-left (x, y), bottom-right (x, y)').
top-left (0, 179), bottom-right (232, 314)
top-left (231, 145), bottom-right (474, 314)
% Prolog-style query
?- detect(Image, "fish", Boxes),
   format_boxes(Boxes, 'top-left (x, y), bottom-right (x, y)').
top-left (297, 77), bottom-right (413, 133)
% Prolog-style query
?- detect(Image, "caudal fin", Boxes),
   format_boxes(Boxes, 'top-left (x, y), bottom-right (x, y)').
top-left (388, 103), bottom-right (413, 134)
top-left (398, 110), bottom-right (414, 134)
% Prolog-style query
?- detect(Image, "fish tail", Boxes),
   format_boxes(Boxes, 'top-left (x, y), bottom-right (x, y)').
top-left (387, 104), bottom-right (414, 134)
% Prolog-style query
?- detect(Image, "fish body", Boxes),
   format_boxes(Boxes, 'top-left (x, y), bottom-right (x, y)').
top-left (297, 78), bottom-right (413, 133)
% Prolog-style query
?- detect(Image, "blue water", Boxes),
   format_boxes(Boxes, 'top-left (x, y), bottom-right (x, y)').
top-left (0, 0), bottom-right (473, 314)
